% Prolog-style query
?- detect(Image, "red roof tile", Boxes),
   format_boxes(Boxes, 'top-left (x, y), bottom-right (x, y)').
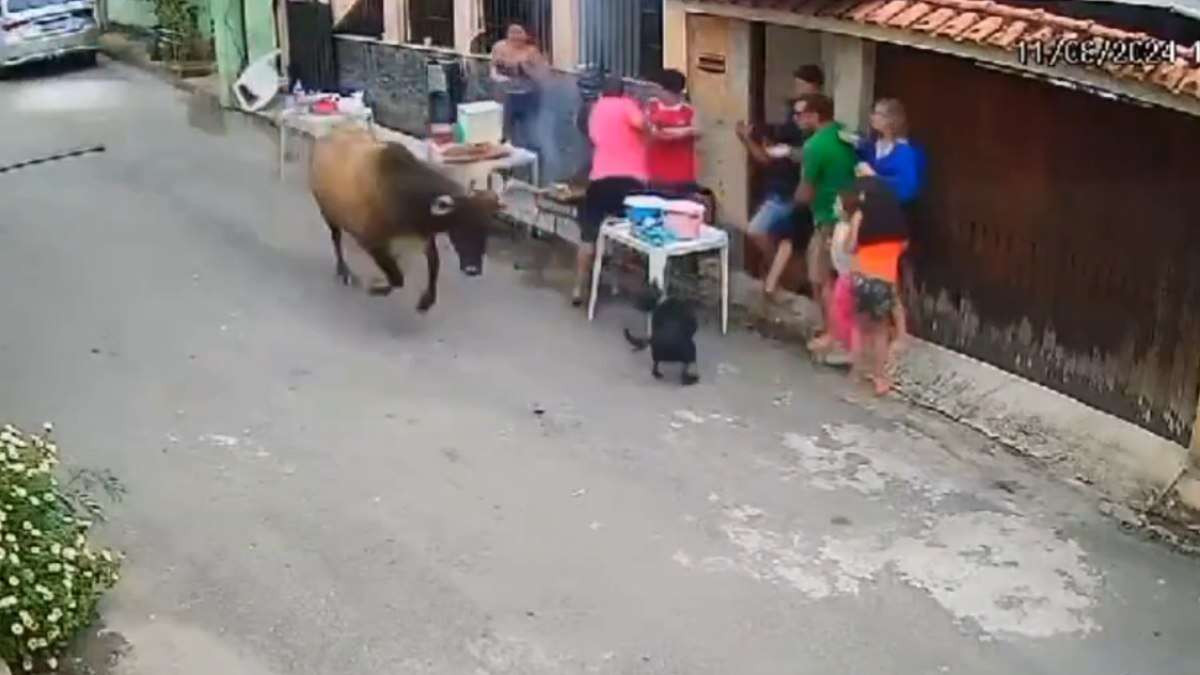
top-left (704, 0), bottom-right (1200, 103)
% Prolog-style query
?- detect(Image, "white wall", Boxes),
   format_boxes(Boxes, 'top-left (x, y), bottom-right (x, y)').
top-left (823, 33), bottom-right (875, 131)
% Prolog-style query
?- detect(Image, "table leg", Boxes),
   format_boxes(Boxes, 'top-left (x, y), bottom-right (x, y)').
top-left (587, 232), bottom-right (606, 321)
top-left (720, 245), bottom-right (730, 335)
top-left (647, 250), bottom-right (668, 335)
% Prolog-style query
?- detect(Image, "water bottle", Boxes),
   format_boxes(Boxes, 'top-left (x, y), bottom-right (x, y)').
top-left (290, 80), bottom-right (304, 110)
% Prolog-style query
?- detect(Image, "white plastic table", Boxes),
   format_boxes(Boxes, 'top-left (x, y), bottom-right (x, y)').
top-left (588, 219), bottom-right (730, 335)
top-left (277, 106), bottom-right (375, 180)
top-left (423, 142), bottom-right (539, 193)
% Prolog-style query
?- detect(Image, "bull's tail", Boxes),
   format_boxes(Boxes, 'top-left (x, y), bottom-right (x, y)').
top-left (624, 328), bottom-right (650, 352)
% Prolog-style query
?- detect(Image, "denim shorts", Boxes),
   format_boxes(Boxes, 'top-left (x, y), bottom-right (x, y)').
top-left (748, 194), bottom-right (795, 238)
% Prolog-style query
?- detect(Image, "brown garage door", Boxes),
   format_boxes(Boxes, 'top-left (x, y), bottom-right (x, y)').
top-left (874, 43), bottom-right (1200, 445)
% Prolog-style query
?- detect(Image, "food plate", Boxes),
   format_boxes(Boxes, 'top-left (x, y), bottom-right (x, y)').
top-left (438, 143), bottom-right (510, 163)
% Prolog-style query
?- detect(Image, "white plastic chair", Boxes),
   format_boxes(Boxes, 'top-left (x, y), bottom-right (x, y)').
top-left (233, 49), bottom-right (283, 113)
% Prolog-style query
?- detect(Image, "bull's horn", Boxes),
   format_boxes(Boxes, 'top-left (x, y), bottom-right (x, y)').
top-left (431, 194), bottom-right (456, 216)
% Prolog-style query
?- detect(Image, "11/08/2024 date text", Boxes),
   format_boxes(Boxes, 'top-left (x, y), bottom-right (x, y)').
top-left (1017, 38), bottom-right (1191, 68)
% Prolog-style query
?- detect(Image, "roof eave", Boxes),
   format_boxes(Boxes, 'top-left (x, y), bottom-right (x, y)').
top-left (682, 0), bottom-right (1200, 119)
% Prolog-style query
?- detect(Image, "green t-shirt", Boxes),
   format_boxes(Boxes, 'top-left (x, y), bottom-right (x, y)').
top-left (801, 121), bottom-right (858, 228)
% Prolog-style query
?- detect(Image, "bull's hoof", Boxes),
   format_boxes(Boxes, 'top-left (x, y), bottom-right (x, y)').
top-left (368, 280), bottom-right (393, 296)
top-left (416, 294), bottom-right (436, 313)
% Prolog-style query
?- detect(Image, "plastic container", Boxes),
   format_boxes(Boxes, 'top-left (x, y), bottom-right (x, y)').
top-left (456, 101), bottom-right (504, 145)
top-left (664, 200), bottom-right (706, 239)
top-left (624, 195), bottom-right (666, 226)
top-left (429, 123), bottom-right (454, 145)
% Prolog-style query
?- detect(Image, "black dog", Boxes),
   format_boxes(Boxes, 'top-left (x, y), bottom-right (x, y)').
top-left (623, 283), bottom-right (699, 385)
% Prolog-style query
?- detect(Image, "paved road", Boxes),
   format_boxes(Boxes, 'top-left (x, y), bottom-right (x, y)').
top-left (1, 60), bottom-right (1197, 675)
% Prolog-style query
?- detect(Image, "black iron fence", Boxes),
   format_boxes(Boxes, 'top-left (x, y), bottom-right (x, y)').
top-left (409, 0), bottom-right (454, 47)
top-left (578, 0), bottom-right (662, 79)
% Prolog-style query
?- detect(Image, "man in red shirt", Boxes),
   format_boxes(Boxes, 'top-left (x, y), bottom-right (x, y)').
top-left (645, 69), bottom-right (701, 199)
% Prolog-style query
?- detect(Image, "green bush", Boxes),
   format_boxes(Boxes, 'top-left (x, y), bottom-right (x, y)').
top-left (0, 424), bottom-right (122, 673)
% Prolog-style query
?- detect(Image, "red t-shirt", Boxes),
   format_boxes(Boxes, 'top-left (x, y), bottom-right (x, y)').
top-left (645, 98), bottom-right (697, 185)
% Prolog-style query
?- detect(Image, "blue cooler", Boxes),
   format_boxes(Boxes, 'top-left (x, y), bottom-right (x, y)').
top-left (623, 195), bottom-right (666, 226)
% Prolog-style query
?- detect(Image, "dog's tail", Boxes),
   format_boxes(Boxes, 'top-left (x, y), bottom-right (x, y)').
top-left (624, 328), bottom-right (650, 352)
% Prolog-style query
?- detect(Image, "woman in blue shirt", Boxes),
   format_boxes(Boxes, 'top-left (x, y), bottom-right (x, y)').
top-left (854, 99), bottom-right (924, 214)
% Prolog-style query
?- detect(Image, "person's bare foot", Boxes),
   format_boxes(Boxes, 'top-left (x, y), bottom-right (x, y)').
top-left (872, 376), bottom-right (893, 397)
top-left (807, 334), bottom-right (834, 353)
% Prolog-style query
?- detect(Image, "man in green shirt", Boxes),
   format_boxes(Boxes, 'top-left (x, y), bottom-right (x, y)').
top-left (790, 93), bottom-right (857, 352)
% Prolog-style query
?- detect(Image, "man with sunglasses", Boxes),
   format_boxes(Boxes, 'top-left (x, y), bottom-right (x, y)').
top-left (735, 65), bottom-right (825, 298)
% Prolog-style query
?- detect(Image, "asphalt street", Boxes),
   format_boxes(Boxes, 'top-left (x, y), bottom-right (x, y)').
top-left (0, 59), bottom-right (1197, 675)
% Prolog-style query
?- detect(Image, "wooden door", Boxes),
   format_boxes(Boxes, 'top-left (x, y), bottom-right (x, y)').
top-left (685, 13), bottom-right (753, 265)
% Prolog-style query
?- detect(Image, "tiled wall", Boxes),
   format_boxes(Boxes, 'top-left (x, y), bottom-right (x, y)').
top-left (333, 35), bottom-right (659, 185)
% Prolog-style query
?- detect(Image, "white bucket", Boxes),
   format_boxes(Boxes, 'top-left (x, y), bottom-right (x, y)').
top-left (664, 200), bottom-right (706, 239)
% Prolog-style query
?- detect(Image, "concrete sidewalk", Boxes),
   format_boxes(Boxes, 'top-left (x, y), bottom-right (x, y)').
top-left (97, 31), bottom-right (1200, 541)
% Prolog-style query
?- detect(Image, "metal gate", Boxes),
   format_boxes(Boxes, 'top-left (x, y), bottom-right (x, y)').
top-left (875, 44), bottom-right (1200, 444)
top-left (408, 0), bottom-right (454, 47)
top-left (475, 0), bottom-right (552, 54)
top-left (577, 0), bottom-right (663, 78)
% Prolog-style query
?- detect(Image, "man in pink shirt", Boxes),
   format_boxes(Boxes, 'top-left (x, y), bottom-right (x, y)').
top-left (573, 75), bottom-right (648, 306)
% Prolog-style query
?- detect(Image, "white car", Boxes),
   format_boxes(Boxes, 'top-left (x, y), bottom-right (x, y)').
top-left (0, 0), bottom-right (99, 71)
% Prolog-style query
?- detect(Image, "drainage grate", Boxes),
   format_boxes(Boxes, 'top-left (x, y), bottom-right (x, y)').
top-left (0, 145), bottom-right (106, 175)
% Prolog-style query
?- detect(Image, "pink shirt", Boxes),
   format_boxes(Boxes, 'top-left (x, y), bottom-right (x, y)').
top-left (588, 96), bottom-right (648, 181)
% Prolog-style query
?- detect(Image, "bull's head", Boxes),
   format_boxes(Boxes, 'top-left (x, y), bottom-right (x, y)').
top-left (430, 189), bottom-right (500, 276)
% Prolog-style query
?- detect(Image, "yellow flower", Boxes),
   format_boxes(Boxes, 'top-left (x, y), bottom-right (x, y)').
top-left (8, 576), bottom-right (19, 586)
top-left (10, 623), bottom-right (23, 635)
top-left (62, 548), bottom-right (77, 561)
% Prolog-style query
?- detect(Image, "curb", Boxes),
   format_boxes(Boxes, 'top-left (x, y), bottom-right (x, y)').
top-left (98, 32), bottom-right (212, 99)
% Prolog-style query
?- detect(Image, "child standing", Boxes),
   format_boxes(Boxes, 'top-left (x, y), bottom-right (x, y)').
top-left (848, 176), bottom-right (909, 396)
top-left (825, 191), bottom-right (860, 357)
top-left (645, 69), bottom-right (701, 199)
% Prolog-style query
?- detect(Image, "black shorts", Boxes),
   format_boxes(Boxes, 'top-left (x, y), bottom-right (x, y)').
top-left (648, 181), bottom-right (702, 200)
top-left (787, 202), bottom-right (815, 247)
top-left (580, 176), bottom-right (645, 243)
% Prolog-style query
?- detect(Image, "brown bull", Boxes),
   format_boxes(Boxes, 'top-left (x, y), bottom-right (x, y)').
top-left (309, 127), bottom-right (500, 313)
